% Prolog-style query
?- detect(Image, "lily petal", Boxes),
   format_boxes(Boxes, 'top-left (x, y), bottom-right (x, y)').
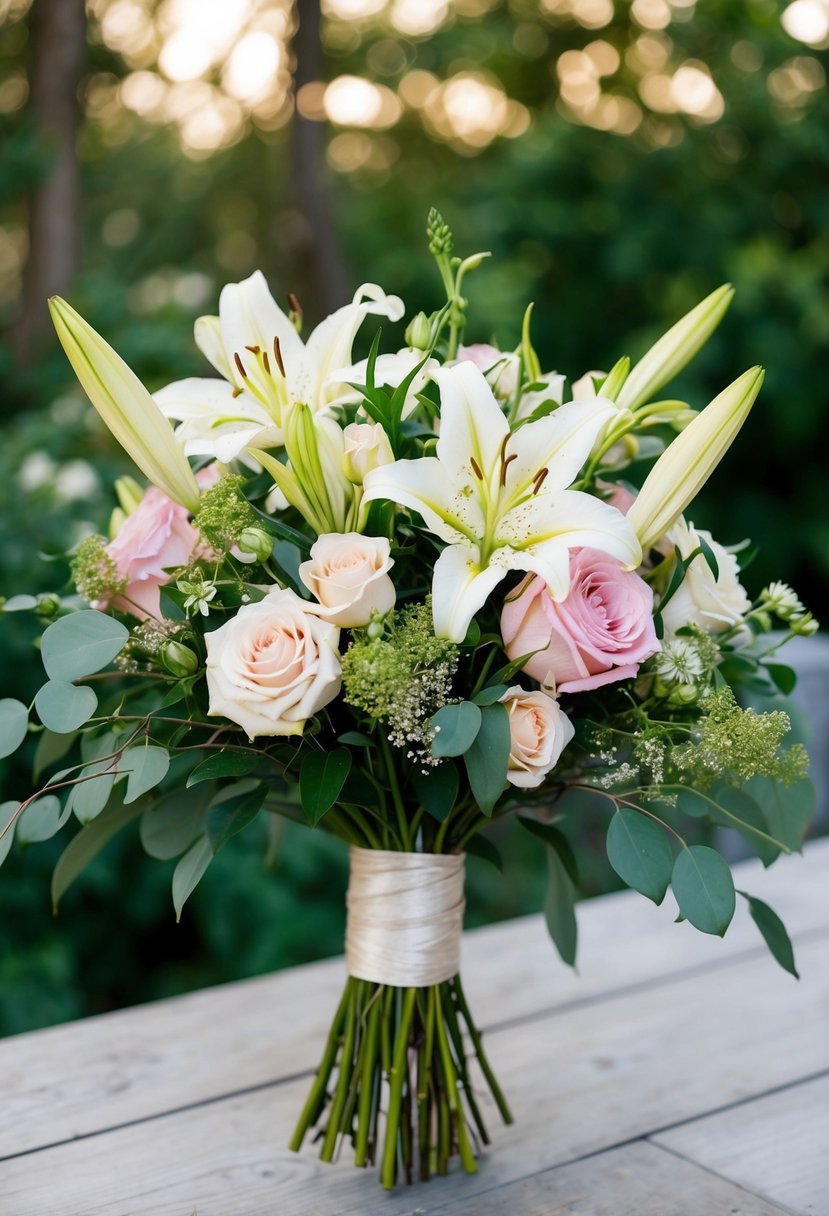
top-left (219, 270), bottom-right (303, 397)
top-left (499, 490), bottom-right (642, 582)
top-left (194, 315), bottom-right (234, 382)
top-left (506, 396), bottom-right (619, 493)
top-left (299, 284), bottom-right (406, 411)
top-left (363, 457), bottom-right (482, 544)
top-left (432, 543), bottom-right (507, 642)
top-left (435, 362), bottom-right (509, 487)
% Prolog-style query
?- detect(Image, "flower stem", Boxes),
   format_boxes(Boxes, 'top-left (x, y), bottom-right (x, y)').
top-left (288, 981), bottom-right (350, 1152)
top-left (380, 986), bottom-right (417, 1190)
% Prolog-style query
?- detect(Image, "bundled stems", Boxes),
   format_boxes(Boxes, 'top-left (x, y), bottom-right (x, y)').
top-left (290, 974), bottom-right (512, 1190)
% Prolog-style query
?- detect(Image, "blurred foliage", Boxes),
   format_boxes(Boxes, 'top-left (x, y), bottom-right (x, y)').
top-left (0, 0), bottom-right (827, 1034)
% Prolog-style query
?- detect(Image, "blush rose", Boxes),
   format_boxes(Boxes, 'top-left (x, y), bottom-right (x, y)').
top-left (501, 549), bottom-right (660, 694)
top-left (500, 686), bottom-right (575, 788)
top-left (205, 588), bottom-right (342, 738)
top-left (299, 533), bottom-right (396, 628)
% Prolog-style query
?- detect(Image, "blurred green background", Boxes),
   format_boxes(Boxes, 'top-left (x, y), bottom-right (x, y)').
top-left (1, 0), bottom-right (827, 1036)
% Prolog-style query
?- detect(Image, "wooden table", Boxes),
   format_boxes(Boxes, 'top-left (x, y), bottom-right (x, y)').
top-left (2, 840), bottom-right (827, 1215)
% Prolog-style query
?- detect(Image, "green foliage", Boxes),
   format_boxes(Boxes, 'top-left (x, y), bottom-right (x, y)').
top-left (34, 680), bottom-right (97, 733)
top-left (299, 749), bottom-right (352, 826)
top-left (40, 610), bottom-right (129, 683)
top-left (738, 891), bottom-right (799, 980)
top-left (463, 703), bottom-right (510, 816)
top-left (0, 699), bottom-right (28, 758)
top-left (671, 846), bottom-right (736, 937)
top-left (430, 702), bottom-right (481, 758)
top-left (606, 808), bottom-right (673, 905)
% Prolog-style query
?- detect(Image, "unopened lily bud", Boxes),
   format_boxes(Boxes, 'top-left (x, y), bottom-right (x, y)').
top-left (114, 475), bottom-right (144, 516)
top-left (287, 291), bottom-right (302, 332)
top-left (161, 640), bottom-right (199, 678)
top-left (405, 312), bottom-right (432, 351)
top-left (343, 422), bottom-right (394, 485)
top-left (237, 526), bottom-right (273, 563)
top-left (109, 507), bottom-right (127, 539)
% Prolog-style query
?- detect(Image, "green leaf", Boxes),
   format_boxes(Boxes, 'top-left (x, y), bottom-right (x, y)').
top-left (0, 802), bottom-right (17, 866)
top-left (139, 787), bottom-right (210, 860)
top-left (186, 750), bottom-right (258, 787)
top-left (51, 798), bottom-right (146, 909)
top-left (337, 731), bottom-right (373, 747)
top-left (299, 747), bottom-right (352, 826)
top-left (471, 684), bottom-right (509, 707)
top-left (17, 795), bottom-right (69, 844)
top-left (34, 681), bottom-right (98, 733)
top-left (40, 610), bottom-right (129, 682)
top-left (0, 699), bottom-right (29, 759)
top-left (412, 762), bottom-right (459, 823)
top-left (744, 776), bottom-right (815, 853)
top-left (697, 532), bottom-right (720, 581)
top-left (671, 845), bottom-right (735, 936)
top-left (464, 703), bottom-right (511, 816)
top-left (67, 761), bottom-right (116, 824)
top-left (119, 745), bottom-right (170, 803)
top-left (544, 844), bottom-right (578, 967)
top-left (766, 664), bottom-right (797, 695)
top-left (606, 808), bottom-right (673, 904)
top-left (518, 816), bottom-right (579, 886)
top-left (172, 835), bottom-right (214, 922)
top-left (33, 729), bottom-right (78, 781)
top-left (708, 784), bottom-right (783, 866)
top-left (430, 702), bottom-right (482, 758)
top-left (738, 890), bottom-right (799, 979)
top-left (207, 783), bottom-right (267, 853)
top-left (465, 833), bottom-right (502, 872)
top-left (675, 787), bottom-right (714, 818)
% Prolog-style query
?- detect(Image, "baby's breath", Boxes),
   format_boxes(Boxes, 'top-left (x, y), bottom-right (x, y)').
top-left (194, 475), bottom-right (256, 552)
top-left (673, 686), bottom-right (808, 786)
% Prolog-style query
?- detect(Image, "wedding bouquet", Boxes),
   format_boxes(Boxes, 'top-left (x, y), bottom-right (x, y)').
top-left (0, 211), bottom-right (817, 1190)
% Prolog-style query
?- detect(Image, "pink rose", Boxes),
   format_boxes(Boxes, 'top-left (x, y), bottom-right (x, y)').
top-left (501, 549), bottom-right (659, 694)
top-left (99, 465), bottom-right (218, 620)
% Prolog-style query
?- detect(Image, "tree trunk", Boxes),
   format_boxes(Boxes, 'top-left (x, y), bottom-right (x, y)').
top-left (13, 0), bottom-right (86, 365)
top-left (290, 0), bottom-right (349, 319)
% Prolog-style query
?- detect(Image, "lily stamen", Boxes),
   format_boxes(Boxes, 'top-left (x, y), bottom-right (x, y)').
top-left (273, 336), bottom-right (286, 378)
top-left (244, 344), bottom-right (261, 355)
top-left (262, 350), bottom-right (271, 376)
top-left (500, 452), bottom-right (517, 486)
top-left (231, 387), bottom-right (243, 399)
top-left (532, 467), bottom-right (548, 495)
top-left (470, 456), bottom-right (484, 480)
top-left (233, 351), bottom-right (249, 379)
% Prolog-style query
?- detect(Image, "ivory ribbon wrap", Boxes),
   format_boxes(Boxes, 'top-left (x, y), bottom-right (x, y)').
top-left (345, 847), bottom-right (465, 987)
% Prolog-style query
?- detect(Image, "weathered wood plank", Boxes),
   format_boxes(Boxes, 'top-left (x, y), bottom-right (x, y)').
top-left (1, 934), bottom-right (825, 1215)
top-left (427, 1140), bottom-right (793, 1215)
top-left (653, 1073), bottom-right (829, 1216)
top-left (0, 841), bottom-right (825, 1161)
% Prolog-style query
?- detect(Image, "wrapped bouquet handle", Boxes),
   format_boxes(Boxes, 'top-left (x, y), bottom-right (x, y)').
top-left (345, 847), bottom-right (465, 987)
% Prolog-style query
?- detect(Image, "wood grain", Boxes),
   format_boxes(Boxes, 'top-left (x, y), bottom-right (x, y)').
top-left (1, 933), bottom-right (826, 1215)
top-left (654, 1073), bottom-right (829, 1215)
top-left (1, 841), bottom-right (825, 1161)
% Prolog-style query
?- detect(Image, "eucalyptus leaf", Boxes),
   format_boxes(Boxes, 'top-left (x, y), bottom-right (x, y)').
top-left (744, 775), bottom-right (815, 853)
top-left (671, 845), bottom-right (735, 936)
top-left (299, 747), bottom-right (352, 826)
top-left (33, 728), bottom-right (78, 781)
top-left (544, 844), bottom-right (578, 967)
top-left (51, 798), bottom-right (146, 910)
top-left (464, 703), bottom-right (510, 816)
top-left (207, 783), bottom-right (267, 853)
top-left (431, 701), bottom-right (482, 758)
top-left (471, 684), bottom-right (509, 707)
top-left (40, 610), bottom-right (129, 682)
top-left (34, 681), bottom-right (98, 734)
top-left (186, 751), bottom-right (258, 787)
top-left (0, 802), bottom-right (17, 866)
top-left (465, 833), bottom-right (502, 872)
top-left (119, 745), bottom-right (170, 803)
top-left (0, 699), bottom-right (29, 759)
top-left (68, 761), bottom-right (116, 824)
top-left (738, 890), bottom-right (799, 979)
top-left (518, 815), bottom-right (579, 886)
top-left (17, 795), bottom-right (69, 844)
top-left (172, 835), bottom-right (214, 922)
top-left (606, 808), bottom-right (673, 904)
top-left (766, 664), bottom-right (796, 695)
top-left (139, 787), bottom-right (210, 860)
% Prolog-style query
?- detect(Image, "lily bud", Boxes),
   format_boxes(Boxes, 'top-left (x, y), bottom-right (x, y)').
top-left (617, 284), bottom-right (735, 411)
top-left (628, 366), bottom-right (764, 552)
top-left (114, 475), bottom-right (144, 515)
top-left (108, 507), bottom-right (126, 539)
top-left (49, 297), bottom-right (200, 512)
top-left (161, 640), bottom-right (199, 678)
top-left (237, 526), bottom-right (273, 563)
top-left (405, 312), bottom-right (432, 351)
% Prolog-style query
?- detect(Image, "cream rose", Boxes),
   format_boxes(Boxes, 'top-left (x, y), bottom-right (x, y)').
top-left (205, 588), bottom-right (341, 738)
top-left (500, 686), bottom-right (575, 789)
top-left (299, 533), bottom-right (396, 628)
top-left (661, 518), bottom-right (751, 639)
top-left (342, 422), bottom-right (394, 485)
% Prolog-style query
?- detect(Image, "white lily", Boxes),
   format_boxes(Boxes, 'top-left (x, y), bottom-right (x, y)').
top-left (153, 271), bottom-right (404, 463)
top-left (49, 297), bottom-right (201, 511)
top-left (363, 362), bottom-right (641, 642)
top-left (628, 366), bottom-right (764, 551)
